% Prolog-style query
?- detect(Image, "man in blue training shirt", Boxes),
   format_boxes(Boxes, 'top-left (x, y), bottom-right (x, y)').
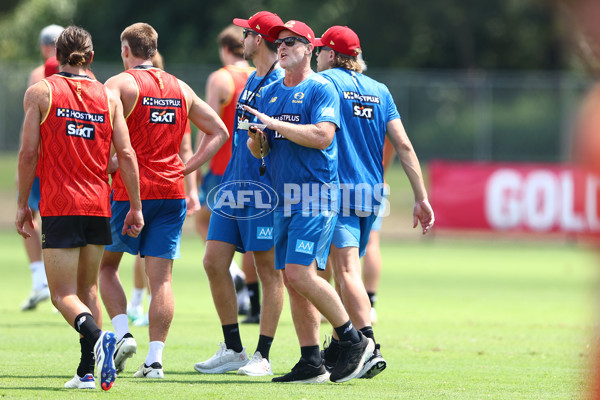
top-left (245, 19), bottom-right (374, 384)
top-left (193, 11), bottom-right (286, 378)
top-left (315, 25), bottom-right (434, 378)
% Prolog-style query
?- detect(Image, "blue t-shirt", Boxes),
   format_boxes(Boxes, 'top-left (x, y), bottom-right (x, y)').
top-left (319, 68), bottom-right (400, 212)
top-left (255, 73), bottom-right (340, 213)
top-left (219, 67), bottom-right (285, 208)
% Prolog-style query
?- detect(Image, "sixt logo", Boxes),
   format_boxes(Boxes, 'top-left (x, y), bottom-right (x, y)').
top-left (150, 108), bottom-right (176, 124)
top-left (295, 239), bottom-right (315, 255)
top-left (353, 103), bottom-right (374, 119)
top-left (66, 120), bottom-right (95, 140)
top-left (257, 227), bottom-right (273, 240)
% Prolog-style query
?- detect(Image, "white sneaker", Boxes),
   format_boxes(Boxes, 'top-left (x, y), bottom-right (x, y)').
top-left (64, 373), bottom-right (95, 389)
top-left (194, 342), bottom-right (249, 374)
top-left (132, 313), bottom-right (149, 327)
top-left (94, 331), bottom-right (117, 391)
top-left (237, 352), bottom-right (273, 376)
top-left (133, 362), bottom-right (164, 378)
top-left (21, 286), bottom-right (50, 311)
top-left (370, 307), bottom-right (378, 325)
top-left (114, 336), bottom-right (137, 373)
top-left (127, 304), bottom-right (143, 322)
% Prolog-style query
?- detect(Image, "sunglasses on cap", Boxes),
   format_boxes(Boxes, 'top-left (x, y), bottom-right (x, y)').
top-left (243, 28), bottom-right (259, 39)
top-left (274, 36), bottom-right (310, 47)
top-left (315, 46), bottom-right (333, 55)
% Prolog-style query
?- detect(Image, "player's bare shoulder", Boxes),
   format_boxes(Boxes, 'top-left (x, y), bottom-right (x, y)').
top-left (24, 80), bottom-right (50, 114)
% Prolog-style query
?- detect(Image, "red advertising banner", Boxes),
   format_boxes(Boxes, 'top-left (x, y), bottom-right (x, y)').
top-left (429, 160), bottom-right (600, 234)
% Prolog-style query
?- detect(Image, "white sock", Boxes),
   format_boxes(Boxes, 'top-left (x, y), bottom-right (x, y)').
top-left (130, 288), bottom-right (144, 308)
top-left (111, 314), bottom-right (130, 341)
top-left (146, 341), bottom-right (165, 366)
top-left (30, 261), bottom-right (47, 291)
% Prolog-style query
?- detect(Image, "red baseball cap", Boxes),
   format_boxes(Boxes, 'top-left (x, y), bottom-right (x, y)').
top-left (233, 11), bottom-right (284, 43)
top-left (315, 26), bottom-right (361, 57)
top-left (268, 20), bottom-right (315, 45)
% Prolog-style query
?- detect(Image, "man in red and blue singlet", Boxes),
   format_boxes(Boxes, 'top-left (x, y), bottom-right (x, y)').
top-left (98, 22), bottom-right (229, 379)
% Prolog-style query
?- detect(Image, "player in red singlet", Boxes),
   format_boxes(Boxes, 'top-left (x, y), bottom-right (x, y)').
top-left (98, 22), bottom-right (228, 379)
top-left (16, 26), bottom-right (144, 391)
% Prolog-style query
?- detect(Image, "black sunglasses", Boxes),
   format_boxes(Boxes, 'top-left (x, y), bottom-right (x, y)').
top-left (274, 36), bottom-right (310, 47)
top-left (315, 46), bottom-right (333, 55)
top-left (243, 28), bottom-right (258, 39)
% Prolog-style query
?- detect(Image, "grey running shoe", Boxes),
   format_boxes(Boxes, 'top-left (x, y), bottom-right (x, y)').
top-left (194, 342), bottom-right (249, 374)
top-left (21, 286), bottom-right (50, 311)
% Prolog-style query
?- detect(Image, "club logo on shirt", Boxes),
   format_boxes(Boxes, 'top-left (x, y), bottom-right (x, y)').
top-left (295, 239), bottom-right (315, 255)
top-left (353, 103), bottom-right (374, 119)
top-left (150, 108), bottom-right (176, 124)
top-left (257, 227), bottom-right (273, 240)
top-left (66, 120), bottom-right (95, 140)
top-left (293, 92), bottom-right (304, 104)
top-left (269, 97), bottom-right (278, 103)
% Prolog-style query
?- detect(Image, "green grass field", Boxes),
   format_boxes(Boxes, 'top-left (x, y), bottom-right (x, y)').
top-left (0, 230), bottom-right (596, 399)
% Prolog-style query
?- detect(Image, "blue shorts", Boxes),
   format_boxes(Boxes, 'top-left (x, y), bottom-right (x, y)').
top-left (207, 206), bottom-right (274, 253)
top-left (28, 177), bottom-right (41, 212)
top-left (198, 171), bottom-right (223, 206)
top-left (273, 209), bottom-right (337, 270)
top-left (105, 198), bottom-right (186, 259)
top-left (370, 198), bottom-right (388, 232)
top-left (332, 210), bottom-right (378, 257)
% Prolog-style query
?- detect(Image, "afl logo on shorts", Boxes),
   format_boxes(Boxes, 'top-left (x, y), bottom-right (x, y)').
top-left (66, 120), bottom-right (95, 140)
top-left (150, 108), bottom-right (176, 124)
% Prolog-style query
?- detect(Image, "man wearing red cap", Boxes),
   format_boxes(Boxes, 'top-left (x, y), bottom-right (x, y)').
top-left (245, 19), bottom-right (374, 384)
top-left (193, 11), bottom-right (286, 377)
top-left (315, 25), bottom-right (434, 378)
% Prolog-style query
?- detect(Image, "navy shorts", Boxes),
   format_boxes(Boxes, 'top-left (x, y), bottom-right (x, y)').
top-left (105, 198), bottom-right (186, 259)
